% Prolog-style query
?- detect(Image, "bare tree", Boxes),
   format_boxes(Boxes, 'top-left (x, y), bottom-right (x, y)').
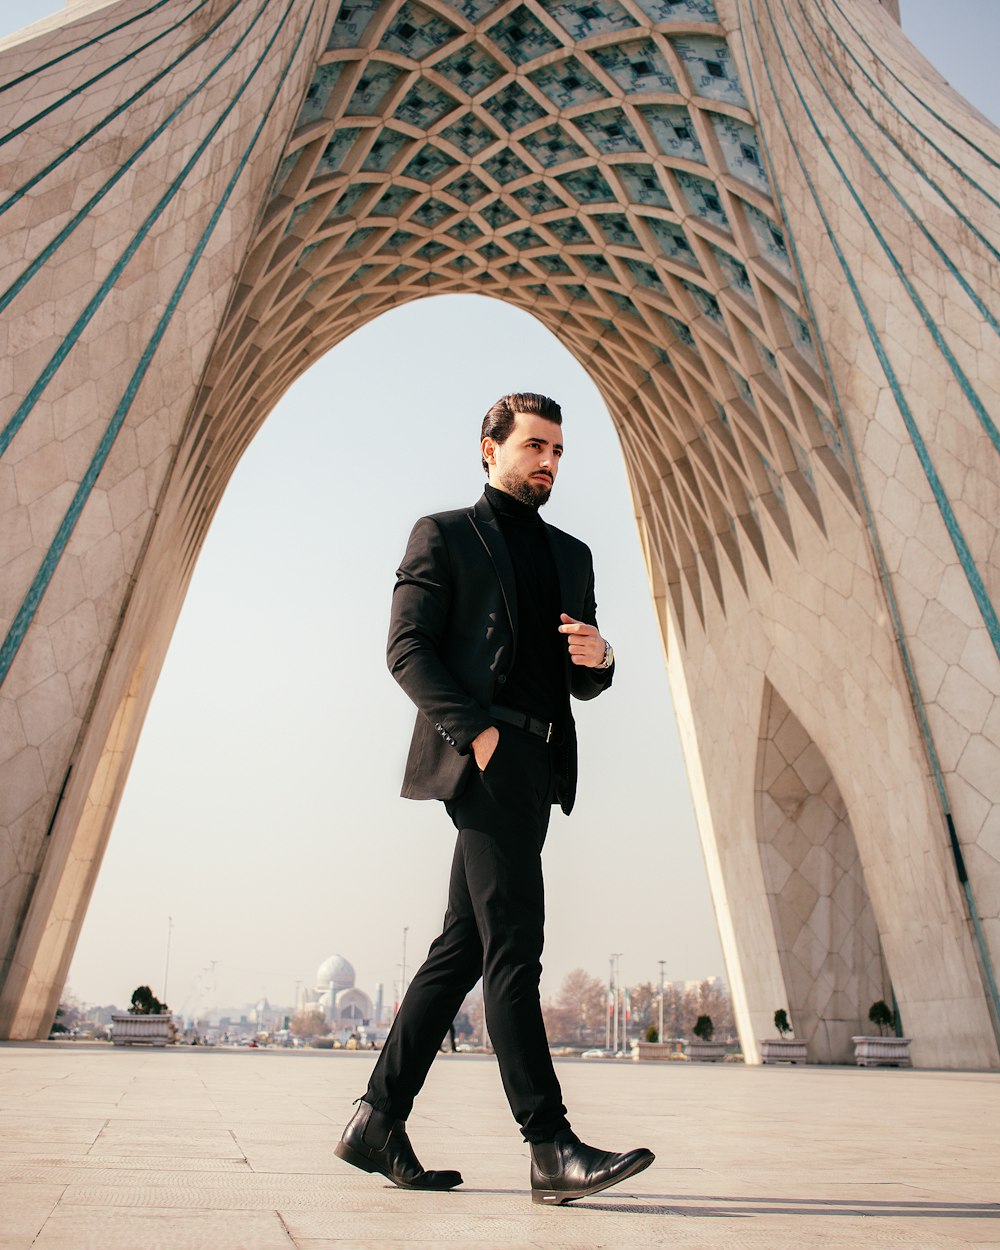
top-left (290, 1008), bottom-right (329, 1037)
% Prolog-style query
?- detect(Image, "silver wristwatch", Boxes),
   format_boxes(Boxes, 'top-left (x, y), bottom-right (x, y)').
top-left (597, 640), bottom-right (614, 670)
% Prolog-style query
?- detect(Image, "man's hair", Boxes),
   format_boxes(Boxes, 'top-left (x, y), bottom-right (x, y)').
top-left (480, 392), bottom-right (562, 472)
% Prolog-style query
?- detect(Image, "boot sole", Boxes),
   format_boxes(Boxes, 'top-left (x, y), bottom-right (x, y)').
top-left (333, 1141), bottom-right (463, 1191)
top-left (532, 1150), bottom-right (654, 1206)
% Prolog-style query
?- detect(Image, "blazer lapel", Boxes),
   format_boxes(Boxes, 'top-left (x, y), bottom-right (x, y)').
top-left (544, 523), bottom-right (577, 693)
top-left (469, 494), bottom-right (518, 642)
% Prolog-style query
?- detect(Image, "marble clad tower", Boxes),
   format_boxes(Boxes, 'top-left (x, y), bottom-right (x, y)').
top-left (0, 0), bottom-right (998, 1065)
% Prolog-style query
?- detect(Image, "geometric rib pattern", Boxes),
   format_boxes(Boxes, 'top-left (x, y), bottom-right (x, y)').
top-left (190, 0), bottom-right (849, 637)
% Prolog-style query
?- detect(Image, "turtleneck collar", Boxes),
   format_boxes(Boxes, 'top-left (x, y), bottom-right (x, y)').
top-left (484, 482), bottom-right (544, 526)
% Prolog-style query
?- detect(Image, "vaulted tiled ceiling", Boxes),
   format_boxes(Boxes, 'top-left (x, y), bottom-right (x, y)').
top-left (193, 0), bottom-right (851, 637)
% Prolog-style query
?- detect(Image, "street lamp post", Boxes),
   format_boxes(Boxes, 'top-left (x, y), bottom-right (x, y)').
top-left (611, 952), bottom-right (623, 1053)
top-left (658, 960), bottom-right (665, 1044)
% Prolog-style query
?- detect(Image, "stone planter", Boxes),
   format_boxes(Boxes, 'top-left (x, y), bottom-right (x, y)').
top-left (634, 1041), bottom-right (683, 1062)
top-left (111, 1013), bottom-right (172, 1046)
top-left (852, 1035), bottom-right (912, 1067)
top-left (759, 1037), bottom-right (807, 1064)
top-left (687, 1040), bottom-right (728, 1063)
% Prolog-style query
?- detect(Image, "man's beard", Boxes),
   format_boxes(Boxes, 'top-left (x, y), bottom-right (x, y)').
top-left (499, 469), bottom-right (552, 508)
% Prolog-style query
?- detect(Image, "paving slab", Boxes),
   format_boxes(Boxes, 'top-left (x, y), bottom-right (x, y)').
top-left (0, 1042), bottom-right (997, 1249)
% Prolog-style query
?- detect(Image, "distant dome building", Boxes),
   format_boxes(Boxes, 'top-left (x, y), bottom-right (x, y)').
top-left (313, 953), bottom-right (373, 1035)
top-left (316, 954), bottom-right (355, 994)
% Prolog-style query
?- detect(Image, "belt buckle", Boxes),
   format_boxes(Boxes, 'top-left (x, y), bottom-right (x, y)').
top-left (545, 722), bottom-right (553, 744)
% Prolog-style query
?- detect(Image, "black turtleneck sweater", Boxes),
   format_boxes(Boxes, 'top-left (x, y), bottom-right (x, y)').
top-left (485, 483), bottom-right (565, 726)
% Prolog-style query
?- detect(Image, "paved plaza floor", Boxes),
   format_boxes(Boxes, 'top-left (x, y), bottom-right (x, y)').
top-left (0, 1042), bottom-right (998, 1249)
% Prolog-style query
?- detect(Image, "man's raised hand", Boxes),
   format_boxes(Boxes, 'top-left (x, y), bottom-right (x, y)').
top-left (558, 613), bottom-right (606, 667)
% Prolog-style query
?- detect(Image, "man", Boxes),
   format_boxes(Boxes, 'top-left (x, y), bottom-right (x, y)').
top-left (335, 393), bottom-right (654, 1205)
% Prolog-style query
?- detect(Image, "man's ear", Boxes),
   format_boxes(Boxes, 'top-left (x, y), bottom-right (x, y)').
top-left (481, 436), bottom-right (497, 467)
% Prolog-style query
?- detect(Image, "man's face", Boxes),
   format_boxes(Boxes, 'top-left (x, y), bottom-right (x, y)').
top-left (482, 411), bottom-right (563, 508)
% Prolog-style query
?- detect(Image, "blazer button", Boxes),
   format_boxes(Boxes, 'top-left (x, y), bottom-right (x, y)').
top-left (497, 674), bottom-right (506, 684)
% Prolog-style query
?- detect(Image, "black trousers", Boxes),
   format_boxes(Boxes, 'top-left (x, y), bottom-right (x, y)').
top-left (364, 724), bottom-right (571, 1144)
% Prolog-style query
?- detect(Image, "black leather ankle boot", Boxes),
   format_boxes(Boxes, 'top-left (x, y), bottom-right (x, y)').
top-left (335, 1101), bottom-right (463, 1191)
top-left (530, 1129), bottom-right (653, 1205)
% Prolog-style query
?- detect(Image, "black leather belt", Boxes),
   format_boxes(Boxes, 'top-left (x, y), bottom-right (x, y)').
top-left (489, 704), bottom-right (554, 744)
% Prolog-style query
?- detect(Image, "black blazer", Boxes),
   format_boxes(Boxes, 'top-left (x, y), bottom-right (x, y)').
top-left (387, 492), bottom-right (613, 815)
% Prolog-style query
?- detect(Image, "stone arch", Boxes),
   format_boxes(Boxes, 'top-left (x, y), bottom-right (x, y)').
top-left (755, 680), bottom-right (888, 1063)
top-left (1, 0), bottom-right (998, 1063)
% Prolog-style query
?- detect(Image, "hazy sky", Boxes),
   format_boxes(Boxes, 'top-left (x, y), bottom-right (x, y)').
top-left (2, 1), bottom-right (997, 1020)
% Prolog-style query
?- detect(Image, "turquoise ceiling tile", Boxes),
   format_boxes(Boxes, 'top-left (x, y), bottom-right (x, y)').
top-left (479, 240), bottom-right (507, 258)
top-left (441, 112), bottom-right (498, 155)
top-left (348, 62), bottom-right (401, 116)
top-left (386, 229), bottom-right (416, 249)
top-left (501, 260), bottom-right (530, 275)
top-left (317, 128), bottom-right (361, 176)
top-left (373, 185), bottom-right (418, 216)
top-left (645, 215), bottom-right (697, 263)
top-left (380, 1), bottom-right (461, 59)
top-left (590, 39), bottom-right (675, 95)
top-left (327, 0), bottom-right (382, 49)
top-left (614, 162), bottom-right (671, 207)
top-left (512, 180), bottom-right (565, 214)
top-left (528, 56), bottom-right (605, 108)
top-left (283, 200), bottom-right (313, 236)
top-left (624, 257), bottom-right (666, 290)
top-left (594, 212), bottom-right (639, 247)
top-left (672, 35), bottom-right (746, 105)
top-left (751, 331), bottom-right (782, 382)
top-left (446, 171), bottom-right (490, 203)
top-left (675, 169), bottom-right (730, 230)
top-left (508, 226), bottom-right (546, 249)
top-left (742, 202), bottom-right (791, 277)
top-left (389, 264), bottom-right (415, 281)
top-left (579, 251), bottom-right (612, 274)
top-left (402, 144), bottom-right (459, 181)
top-left (778, 297), bottom-right (818, 367)
top-left (667, 314), bottom-right (695, 346)
top-left (527, 282), bottom-right (552, 296)
top-left (729, 364), bottom-right (756, 409)
top-left (574, 107), bottom-right (643, 154)
top-left (544, 0), bottom-right (637, 40)
top-left (416, 240), bottom-right (449, 259)
top-left (520, 122), bottom-right (586, 167)
top-left (299, 63), bottom-right (344, 126)
top-left (348, 263), bottom-right (375, 283)
top-left (556, 165), bottom-right (615, 202)
top-left (711, 244), bottom-right (753, 300)
top-left (487, 5), bottom-right (563, 65)
top-left (816, 404), bottom-right (847, 467)
top-left (481, 147), bottom-right (532, 183)
top-left (394, 80), bottom-right (459, 128)
top-left (483, 81), bottom-right (548, 130)
top-left (327, 182), bottom-right (370, 220)
top-left (452, 253), bottom-right (475, 269)
top-left (709, 113), bottom-right (770, 193)
top-left (631, 0), bottom-right (717, 23)
top-left (482, 198), bottom-right (519, 227)
top-left (434, 45), bottom-right (505, 95)
top-left (610, 290), bottom-right (640, 317)
top-left (537, 253), bottom-right (572, 273)
top-left (590, 39), bottom-right (678, 95)
top-left (546, 215), bottom-right (590, 243)
top-left (361, 128), bottom-right (411, 171)
top-left (412, 197), bottom-right (455, 225)
top-left (437, 0), bottom-right (506, 22)
top-left (566, 283), bottom-right (593, 300)
top-left (447, 217), bottom-right (484, 241)
top-left (682, 278), bottom-right (724, 324)
top-left (344, 226), bottom-right (375, 252)
top-left (639, 104), bottom-right (705, 162)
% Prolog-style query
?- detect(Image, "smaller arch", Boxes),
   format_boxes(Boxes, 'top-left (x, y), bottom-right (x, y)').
top-left (755, 680), bottom-right (890, 1063)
